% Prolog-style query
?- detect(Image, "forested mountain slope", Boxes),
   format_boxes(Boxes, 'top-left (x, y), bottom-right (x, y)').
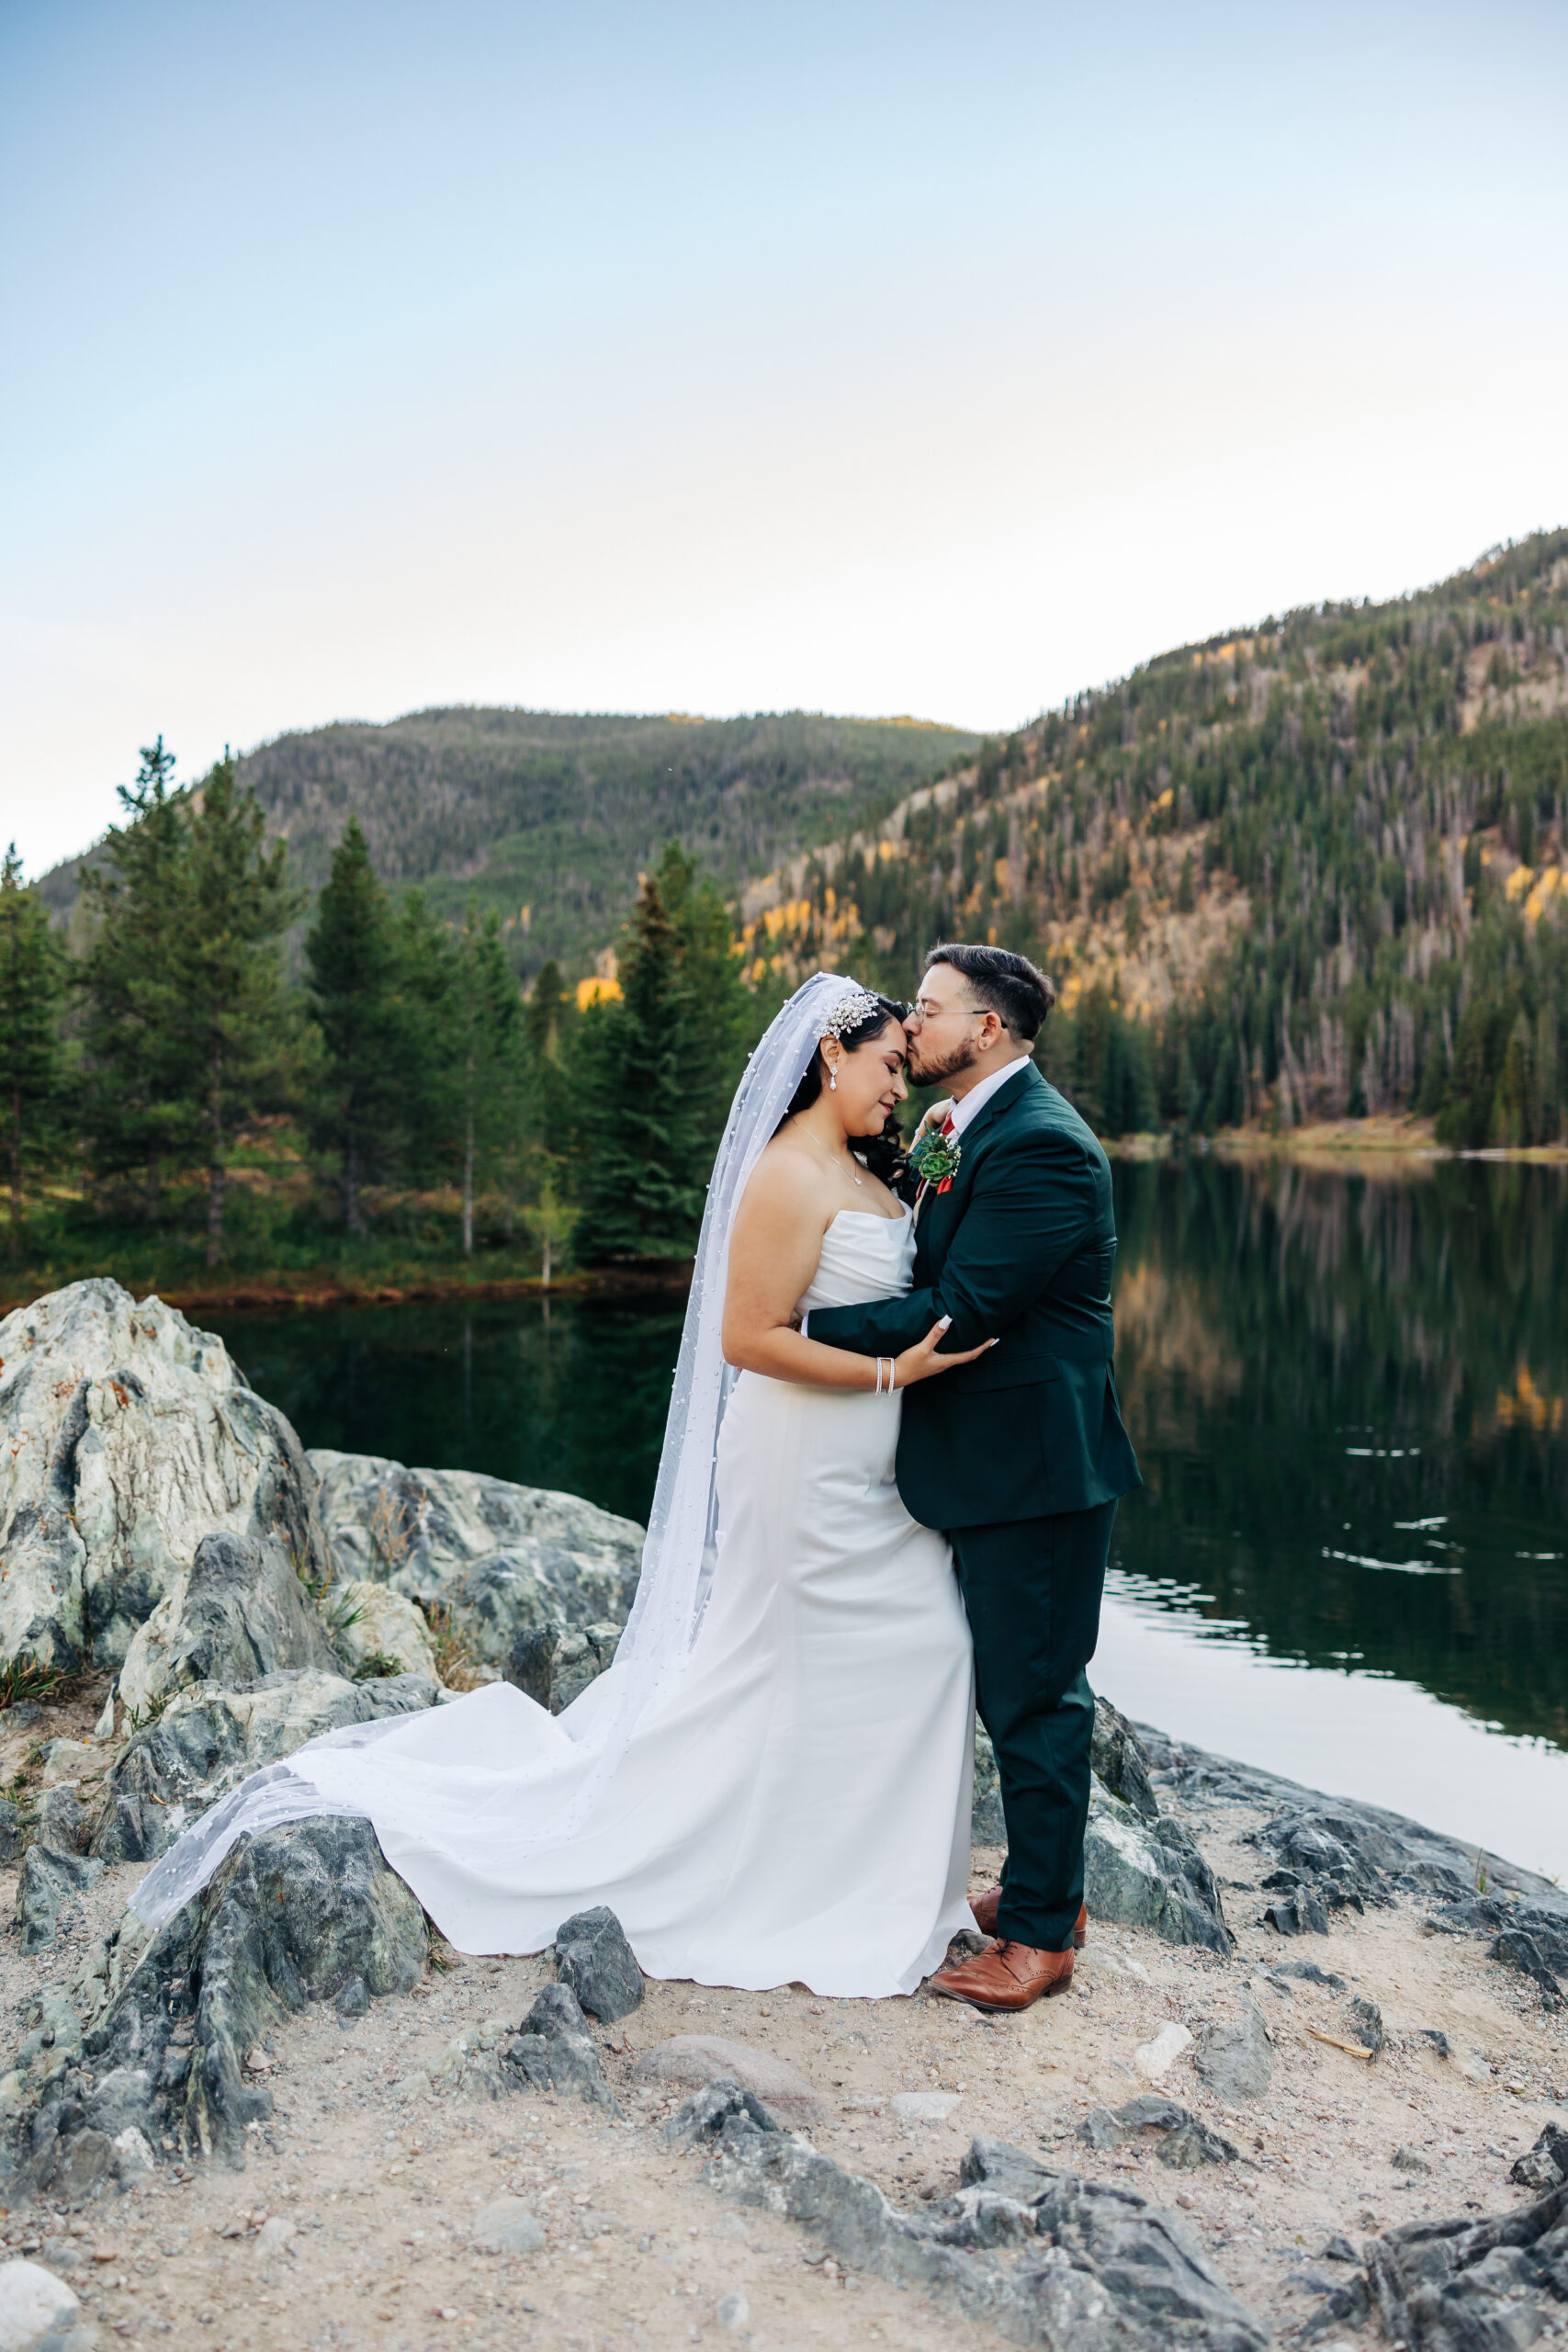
top-left (41, 708), bottom-right (979, 980)
top-left (754, 530), bottom-right (1568, 1143)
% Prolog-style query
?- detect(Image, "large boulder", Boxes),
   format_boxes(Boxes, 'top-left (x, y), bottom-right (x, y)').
top-left (89, 1667), bottom-right (443, 1864)
top-left (0, 1281), bottom-right (330, 1678)
top-left (4, 1815), bottom-right (429, 2199)
top-left (1083, 1782), bottom-right (1233, 1954)
top-left (310, 1450), bottom-right (644, 1685)
top-left (118, 1529), bottom-right (340, 1720)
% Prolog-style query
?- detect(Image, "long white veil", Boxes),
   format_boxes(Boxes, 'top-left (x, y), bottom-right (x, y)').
top-left (130, 970), bottom-right (861, 1930)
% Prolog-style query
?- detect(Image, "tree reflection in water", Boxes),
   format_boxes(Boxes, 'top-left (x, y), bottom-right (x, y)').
top-left (1110, 1156), bottom-right (1568, 1750)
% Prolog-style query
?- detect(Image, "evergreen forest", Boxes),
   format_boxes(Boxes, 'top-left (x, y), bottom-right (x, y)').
top-left (5, 530), bottom-right (1565, 1297)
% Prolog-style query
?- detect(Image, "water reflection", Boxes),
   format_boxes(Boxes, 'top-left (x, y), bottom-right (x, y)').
top-left (1109, 1156), bottom-right (1568, 1753)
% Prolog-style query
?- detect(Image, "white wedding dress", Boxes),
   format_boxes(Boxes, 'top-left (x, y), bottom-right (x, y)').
top-left (136, 1207), bottom-right (976, 1999)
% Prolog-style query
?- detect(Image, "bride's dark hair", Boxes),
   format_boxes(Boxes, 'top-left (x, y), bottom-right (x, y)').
top-left (781, 990), bottom-right (909, 1185)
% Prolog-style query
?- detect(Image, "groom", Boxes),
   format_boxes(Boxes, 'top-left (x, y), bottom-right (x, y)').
top-left (805, 943), bottom-right (1141, 2010)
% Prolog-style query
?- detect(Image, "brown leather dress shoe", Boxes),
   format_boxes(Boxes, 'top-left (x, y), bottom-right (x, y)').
top-left (930, 1939), bottom-right (1074, 2011)
top-left (971, 1889), bottom-right (1088, 1949)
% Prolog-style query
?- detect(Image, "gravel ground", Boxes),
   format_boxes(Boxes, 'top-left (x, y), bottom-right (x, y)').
top-left (3, 1685), bottom-right (1565, 2351)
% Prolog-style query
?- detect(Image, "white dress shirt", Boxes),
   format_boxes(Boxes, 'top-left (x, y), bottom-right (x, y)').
top-left (941, 1053), bottom-right (1032, 1137)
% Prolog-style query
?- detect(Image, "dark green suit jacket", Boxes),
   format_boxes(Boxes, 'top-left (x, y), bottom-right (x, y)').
top-left (808, 1059), bottom-right (1142, 1531)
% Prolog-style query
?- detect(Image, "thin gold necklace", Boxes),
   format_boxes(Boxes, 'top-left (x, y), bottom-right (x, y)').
top-left (795, 1118), bottom-right (864, 1187)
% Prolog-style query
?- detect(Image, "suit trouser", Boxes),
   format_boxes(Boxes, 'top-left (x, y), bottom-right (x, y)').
top-left (948, 1498), bottom-right (1117, 1952)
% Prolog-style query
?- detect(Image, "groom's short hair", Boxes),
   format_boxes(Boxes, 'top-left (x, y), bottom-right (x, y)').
top-left (925, 943), bottom-right (1056, 1043)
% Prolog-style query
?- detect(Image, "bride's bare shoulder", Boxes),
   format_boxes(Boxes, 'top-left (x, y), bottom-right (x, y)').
top-left (737, 1132), bottom-right (830, 1226)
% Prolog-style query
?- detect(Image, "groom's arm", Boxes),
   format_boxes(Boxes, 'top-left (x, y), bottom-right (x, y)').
top-left (807, 1128), bottom-right (1100, 1359)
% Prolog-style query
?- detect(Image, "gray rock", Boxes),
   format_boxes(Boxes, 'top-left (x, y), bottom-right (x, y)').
top-left (716, 2290), bottom-right (750, 2329)
top-left (1195, 1997), bottom-right (1272, 2103)
top-left (1510, 2124), bottom-right (1568, 2193)
top-left (118, 1527), bottom-right (340, 1721)
top-left (1091, 1696), bottom-right (1160, 1822)
top-left (0, 1699), bottom-right (44, 1733)
top-left (308, 1450), bottom-right (644, 1696)
top-left (1392, 2143), bottom-right (1432, 2175)
top-left (664, 2077), bottom-right (784, 2149)
top-left (1083, 1788), bottom-right (1232, 1953)
top-left (471, 2196), bottom-right (545, 2255)
top-left (1270, 1960), bottom-right (1347, 1989)
top-left (1490, 1928), bottom-right (1563, 2009)
top-left (0, 1280), bottom-right (329, 1680)
top-left (555, 1906), bottom-right (643, 2023)
top-left (6, 1815), bottom-right (427, 2199)
top-left (548, 1624), bottom-right (624, 1713)
top-left (636, 2038), bottom-right (824, 2129)
top-left (334, 1976), bottom-right (368, 2021)
top-left (685, 2089), bottom-right (1270, 2351)
top-left (35, 1789), bottom-right (85, 1855)
top-left (1349, 1996), bottom-right (1386, 2057)
top-left (89, 1667), bottom-right (441, 1862)
top-left (972, 1725), bottom-right (1006, 1845)
top-left (14, 1847), bottom-right (103, 1954)
top-left (1262, 1890), bottom-right (1330, 1936)
top-left (1332, 2177), bottom-right (1568, 2352)
top-left (0, 1799), bottom-right (24, 1866)
top-left (1077, 2096), bottom-right (1239, 2170)
top-left (958, 2135), bottom-right (1057, 2204)
top-left (502, 1984), bottom-right (618, 2111)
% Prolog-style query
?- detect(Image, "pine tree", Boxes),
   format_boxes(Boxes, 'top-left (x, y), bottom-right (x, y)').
top-left (451, 906), bottom-right (522, 1254)
top-left (571, 875), bottom-right (699, 1262)
top-left (386, 890), bottom-right (457, 1198)
top-left (0, 848), bottom-right (65, 1261)
top-left (168, 757), bottom-right (297, 1265)
top-left (77, 738), bottom-right (192, 1216)
top-left (304, 817), bottom-right (400, 1236)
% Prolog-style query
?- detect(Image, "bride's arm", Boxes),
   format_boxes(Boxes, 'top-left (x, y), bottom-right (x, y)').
top-left (721, 1157), bottom-right (990, 1389)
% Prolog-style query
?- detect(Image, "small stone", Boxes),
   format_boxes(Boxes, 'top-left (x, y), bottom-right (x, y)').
top-left (553, 1906), bottom-right (644, 2024)
top-left (1509, 2120), bottom-right (1568, 2190)
top-left (892, 2091), bottom-right (962, 2124)
top-left (0, 1798), bottom-right (21, 1867)
top-left (471, 2198), bottom-right (545, 2256)
top-left (1322, 2233), bottom-right (1359, 2262)
top-left (334, 1977), bottom-right (369, 2021)
top-left (253, 2218), bottom-right (296, 2257)
top-left (1195, 1997), bottom-right (1273, 2103)
top-left (1391, 2143), bottom-right (1432, 2175)
top-left (1133, 2021), bottom-right (1192, 2082)
top-left (0, 2257), bottom-right (81, 2350)
top-left (716, 2290), bottom-right (750, 2329)
top-left (1348, 1996), bottom-right (1384, 2059)
top-left (633, 2037), bottom-right (823, 2127)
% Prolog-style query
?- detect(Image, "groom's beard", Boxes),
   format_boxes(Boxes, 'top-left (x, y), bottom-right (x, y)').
top-left (907, 1033), bottom-right (985, 1088)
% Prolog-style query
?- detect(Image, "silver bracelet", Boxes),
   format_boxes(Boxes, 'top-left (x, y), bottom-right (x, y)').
top-left (889, 1358), bottom-right (897, 1393)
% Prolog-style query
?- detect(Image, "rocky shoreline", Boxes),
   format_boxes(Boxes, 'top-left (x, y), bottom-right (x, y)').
top-left (2, 1278), bottom-right (1566, 2352)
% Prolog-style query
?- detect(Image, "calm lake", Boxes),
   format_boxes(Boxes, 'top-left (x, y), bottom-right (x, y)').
top-left (214, 1156), bottom-right (1568, 1883)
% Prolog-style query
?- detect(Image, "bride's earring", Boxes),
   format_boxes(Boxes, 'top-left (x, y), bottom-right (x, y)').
top-left (829, 1068), bottom-right (837, 1091)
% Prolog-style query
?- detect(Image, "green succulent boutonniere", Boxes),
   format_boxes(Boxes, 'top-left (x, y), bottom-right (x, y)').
top-left (909, 1126), bottom-right (962, 1193)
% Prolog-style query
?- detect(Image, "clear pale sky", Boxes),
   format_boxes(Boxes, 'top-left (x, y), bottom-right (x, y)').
top-left (5, 0), bottom-right (1566, 876)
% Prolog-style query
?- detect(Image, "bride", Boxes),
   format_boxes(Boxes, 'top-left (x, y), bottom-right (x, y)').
top-left (132, 975), bottom-right (991, 1999)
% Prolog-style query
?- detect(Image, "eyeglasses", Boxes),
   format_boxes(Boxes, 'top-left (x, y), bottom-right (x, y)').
top-left (908, 997), bottom-right (987, 1027)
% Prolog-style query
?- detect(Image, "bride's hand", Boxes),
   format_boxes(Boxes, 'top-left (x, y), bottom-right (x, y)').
top-left (911, 1099), bottom-right (953, 1142)
top-left (894, 1318), bottom-right (997, 1386)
